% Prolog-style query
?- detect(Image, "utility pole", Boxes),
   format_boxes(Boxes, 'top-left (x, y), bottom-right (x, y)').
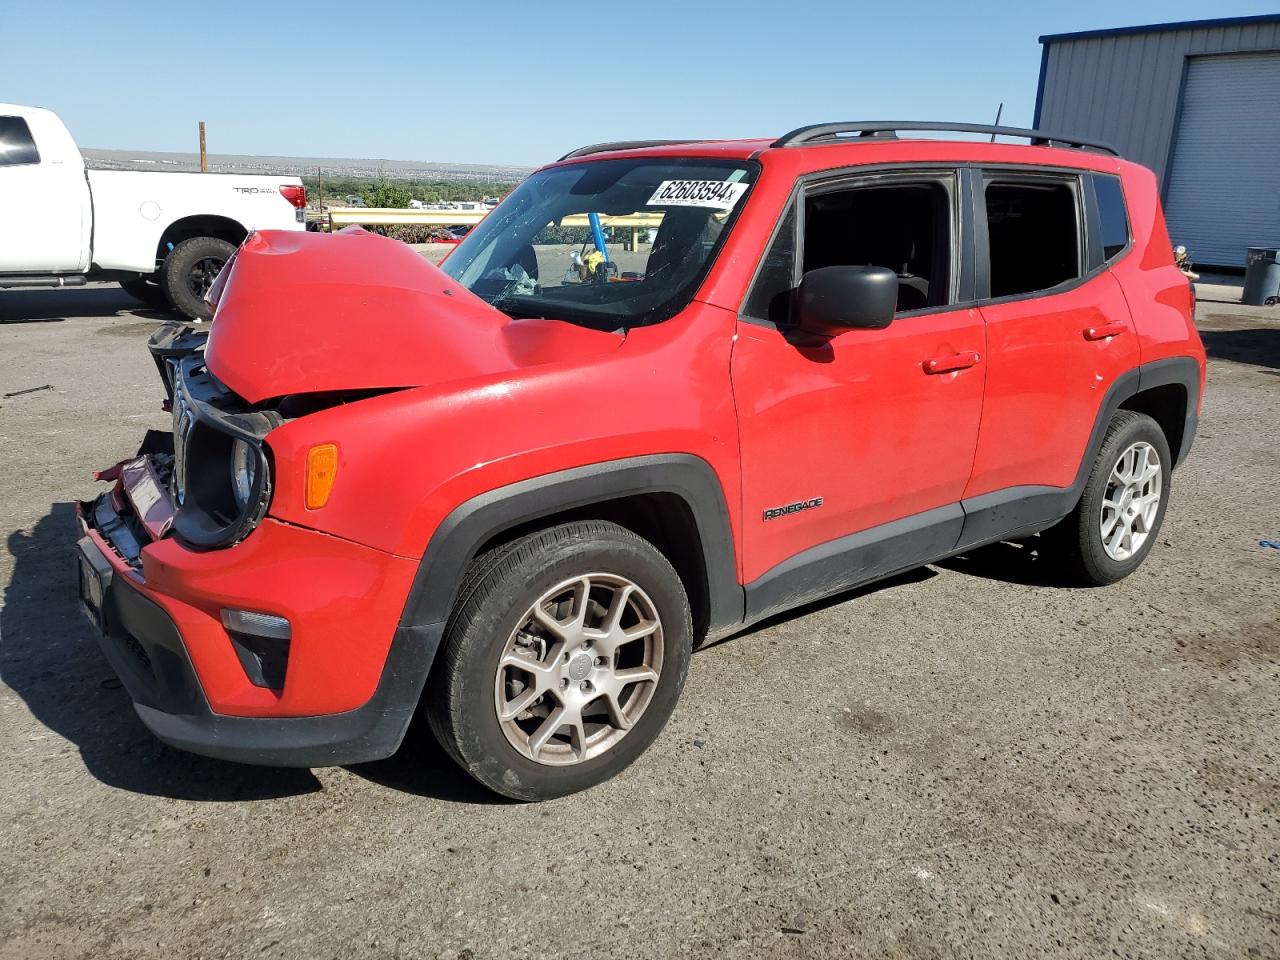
top-left (198, 121), bottom-right (207, 172)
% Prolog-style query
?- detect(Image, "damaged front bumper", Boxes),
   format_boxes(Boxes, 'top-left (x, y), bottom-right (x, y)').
top-left (76, 398), bottom-right (438, 768)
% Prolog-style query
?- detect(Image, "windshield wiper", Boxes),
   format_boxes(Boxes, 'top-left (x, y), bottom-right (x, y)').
top-left (488, 296), bottom-right (545, 320)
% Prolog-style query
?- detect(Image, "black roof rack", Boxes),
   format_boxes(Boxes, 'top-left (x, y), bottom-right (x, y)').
top-left (558, 139), bottom-right (701, 161)
top-left (772, 122), bottom-right (1120, 156)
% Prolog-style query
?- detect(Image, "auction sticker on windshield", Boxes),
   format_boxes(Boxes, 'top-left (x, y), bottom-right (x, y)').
top-left (647, 180), bottom-right (748, 210)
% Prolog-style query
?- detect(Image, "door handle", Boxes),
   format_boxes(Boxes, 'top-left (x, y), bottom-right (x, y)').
top-left (923, 350), bottom-right (981, 374)
top-left (1083, 322), bottom-right (1128, 341)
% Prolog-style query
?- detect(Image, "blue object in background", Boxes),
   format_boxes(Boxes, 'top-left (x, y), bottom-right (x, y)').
top-left (588, 212), bottom-right (609, 263)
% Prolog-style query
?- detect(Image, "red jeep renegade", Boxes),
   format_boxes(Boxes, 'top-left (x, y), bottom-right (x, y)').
top-left (77, 122), bottom-right (1206, 800)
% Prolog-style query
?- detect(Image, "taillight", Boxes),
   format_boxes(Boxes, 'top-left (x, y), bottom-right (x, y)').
top-left (279, 184), bottom-right (307, 209)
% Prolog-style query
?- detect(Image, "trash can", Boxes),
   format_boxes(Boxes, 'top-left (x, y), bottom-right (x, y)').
top-left (1241, 246), bottom-right (1280, 306)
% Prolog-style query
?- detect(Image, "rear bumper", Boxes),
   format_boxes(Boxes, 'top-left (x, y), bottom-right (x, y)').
top-left (77, 463), bottom-right (440, 767)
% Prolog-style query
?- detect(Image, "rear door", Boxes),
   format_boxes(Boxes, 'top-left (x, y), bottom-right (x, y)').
top-left (732, 167), bottom-right (986, 615)
top-left (963, 168), bottom-right (1139, 503)
top-left (0, 112), bottom-right (91, 273)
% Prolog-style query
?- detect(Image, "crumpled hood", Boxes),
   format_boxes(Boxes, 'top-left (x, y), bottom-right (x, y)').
top-left (205, 229), bottom-right (623, 404)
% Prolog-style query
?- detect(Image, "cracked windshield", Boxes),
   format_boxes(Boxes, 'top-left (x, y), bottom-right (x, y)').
top-left (440, 158), bottom-right (757, 328)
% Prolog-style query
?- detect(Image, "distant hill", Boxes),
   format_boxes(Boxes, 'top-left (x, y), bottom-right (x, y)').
top-left (81, 148), bottom-right (532, 183)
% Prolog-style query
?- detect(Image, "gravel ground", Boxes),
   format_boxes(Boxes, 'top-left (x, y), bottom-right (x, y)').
top-left (0, 278), bottom-right (1277, 960)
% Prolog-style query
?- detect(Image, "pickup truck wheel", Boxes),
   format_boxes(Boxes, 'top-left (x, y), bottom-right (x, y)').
top-left (118, 276), bottom-right (171, 309)
top-left (426, 520), bottom-right (692, 801)
top-left (1049, 411), bottom-right (1172, 586)
top-left (161, 236), bottom-right (235, 321)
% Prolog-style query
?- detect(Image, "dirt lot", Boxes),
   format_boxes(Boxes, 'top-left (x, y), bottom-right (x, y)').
top-left (0, 280), bottom-right (1277, 960)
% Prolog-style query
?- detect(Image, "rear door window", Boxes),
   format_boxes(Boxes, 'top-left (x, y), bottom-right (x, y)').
top-left (0, 116), bottom-right (40, 166)
top-left (983, 176), bottom-right (1081, 298)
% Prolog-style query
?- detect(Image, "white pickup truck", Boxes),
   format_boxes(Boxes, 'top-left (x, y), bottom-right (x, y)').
top-left (0, 104), bottom-right (306, 320)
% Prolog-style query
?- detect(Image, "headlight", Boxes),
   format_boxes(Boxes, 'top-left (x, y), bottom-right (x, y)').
top-left (168, 355), bottom-right (277, 549)
top-left (229, 438), bottom-right (257, 510)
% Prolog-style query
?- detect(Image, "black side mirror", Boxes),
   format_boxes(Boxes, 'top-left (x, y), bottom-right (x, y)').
top-left (795, 265), bottom-right (898, 335)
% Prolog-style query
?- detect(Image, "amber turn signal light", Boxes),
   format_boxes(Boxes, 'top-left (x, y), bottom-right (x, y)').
top-left (305, 444), bottom-right (338, 509)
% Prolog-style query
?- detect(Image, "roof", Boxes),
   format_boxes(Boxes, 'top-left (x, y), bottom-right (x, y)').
top-left (557, 139), bottom-right (772, 163)
top-left (546, 137), bottom-right (1122, 180)
top-left (1040, 13), bottom-right (1280, 44)
top-left (554, 123), bottom-right (1121, 167)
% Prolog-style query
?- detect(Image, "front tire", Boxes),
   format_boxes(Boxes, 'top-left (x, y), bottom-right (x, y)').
top-left (161, 236), bottom-right (236, 321)
top-left (1050, 410), bottom-right (1172, 585)
top-left (426, 521), bottom-right (692, 801)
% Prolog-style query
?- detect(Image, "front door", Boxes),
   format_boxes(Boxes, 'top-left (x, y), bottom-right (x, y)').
top-left (732, 170), bottom-right (986, 617)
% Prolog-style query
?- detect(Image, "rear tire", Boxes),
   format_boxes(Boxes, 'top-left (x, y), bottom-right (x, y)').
top-left (118, 276), bottom-right (171, 309)
top-left (161, 236), bottom-right (236, 321)
top-left (426, 521), bottom-right (692, 801)
top-left (1047, 410), bottom-right (1172, 586)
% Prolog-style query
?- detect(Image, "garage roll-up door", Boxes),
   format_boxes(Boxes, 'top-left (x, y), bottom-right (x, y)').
top-left (1164, 52), bottom-right (1280, 268)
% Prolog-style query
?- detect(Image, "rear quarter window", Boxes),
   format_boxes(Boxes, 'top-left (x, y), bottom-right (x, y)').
top-left (0, 116), bottom-right (40, 166)
top-left (1093, 174), bottom-right (1130, 261)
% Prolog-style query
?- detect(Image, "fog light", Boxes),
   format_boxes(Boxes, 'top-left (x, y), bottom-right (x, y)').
top-left (221, 609), bottom-right (291, 690)
top-left (221, 609), bottom-right (290, 638)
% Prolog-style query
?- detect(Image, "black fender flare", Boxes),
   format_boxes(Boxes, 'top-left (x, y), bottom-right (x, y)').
top-left (1080, 354), bottom-right (1201, 477)
top-left (397, 453), bottom-right (744, 637)
top-left (1134, 355), bottom-right (1201, 468)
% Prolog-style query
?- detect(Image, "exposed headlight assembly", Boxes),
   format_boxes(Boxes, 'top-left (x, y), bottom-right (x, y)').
top-left (229, 438), bottom-right (258, 512)
top-left (168, 356), bottom-right (279, 548)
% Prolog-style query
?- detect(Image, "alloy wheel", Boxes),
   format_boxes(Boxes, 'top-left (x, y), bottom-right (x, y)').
top-left (494, 573), bottom-right (663, 766)
top-left (186, 256), bottom-right (226, 299)
top-left (1100, 440), bottom-right (1162, 561)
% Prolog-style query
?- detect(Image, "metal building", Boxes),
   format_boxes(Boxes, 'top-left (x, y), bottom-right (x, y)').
top-left (1035, 14), bottom-right (1280, 268)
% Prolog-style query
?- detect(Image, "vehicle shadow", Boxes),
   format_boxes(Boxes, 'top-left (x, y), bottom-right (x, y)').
top-left (345, 718), bottom-right (512, 805)
top-left (1199, 326), bottom-right (1280, 371)
top-left (2, 503), bottom-right (321, 801)
top-left (701, 566), bottom-right (938, 651)
top-left (0, 286), bottom-right (179, 324)
top-left (936, 538), bottom-right (1072, 588)
top-left (356, 568), bottom-right (949, 801)
top-left (0, 504), bottom-right (1072, 805)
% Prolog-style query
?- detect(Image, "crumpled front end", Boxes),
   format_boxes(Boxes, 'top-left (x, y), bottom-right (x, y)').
top-left (75, 324), bottom-right (436, 767)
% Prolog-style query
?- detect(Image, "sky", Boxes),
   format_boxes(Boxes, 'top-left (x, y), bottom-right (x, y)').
top-left (2, 0), bottom-right (1276, 167)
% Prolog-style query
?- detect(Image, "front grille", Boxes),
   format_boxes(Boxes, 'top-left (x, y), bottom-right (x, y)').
top-left (171, 382), bottom-right (194, 506)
